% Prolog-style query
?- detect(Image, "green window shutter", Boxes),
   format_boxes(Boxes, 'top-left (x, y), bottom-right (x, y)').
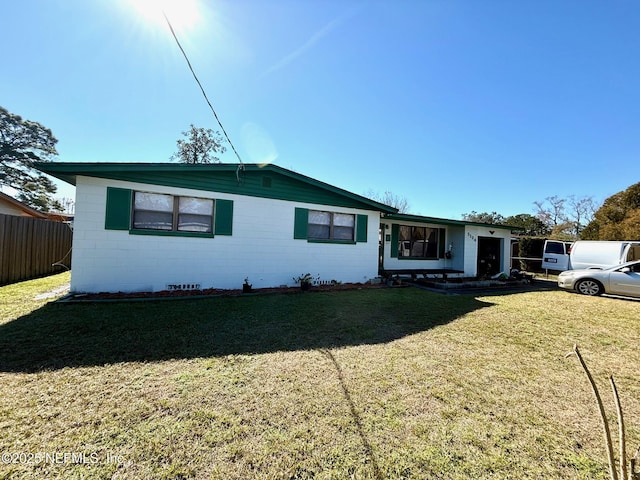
top-left (293, 208), bottom-right (309, 239)
top-left (214, 199), bottom-right (234, 235)
top-left (356, 214), bottom-right (368, 242)
top-left (390, 224), bottom-right (399, 258)
top-left (105, 187), bottom-right (132, 230)
top-left (438, 228), bottom-right (447, 258)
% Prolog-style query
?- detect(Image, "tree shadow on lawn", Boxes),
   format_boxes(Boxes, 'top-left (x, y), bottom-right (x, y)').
top-left (0, 288), bottom-right (495, 373)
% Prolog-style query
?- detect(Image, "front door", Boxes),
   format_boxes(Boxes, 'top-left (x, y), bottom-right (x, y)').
top-left (609, 263), bottom-right (640, 297)
top-left (477, 237), bottom-right (502, 278)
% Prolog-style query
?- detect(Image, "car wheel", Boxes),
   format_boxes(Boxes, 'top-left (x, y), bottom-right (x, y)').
top-left (576, 279), bottom-right (603, 296)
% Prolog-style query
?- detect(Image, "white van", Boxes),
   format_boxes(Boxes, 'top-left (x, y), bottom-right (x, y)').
top-left (541, 240), bottom-right (640, 271)
top-left (540, 240), bottom-right (573, 271)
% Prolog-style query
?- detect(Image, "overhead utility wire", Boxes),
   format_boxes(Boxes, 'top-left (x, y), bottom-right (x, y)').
top-left (161, 10), bottom-right (244, 168)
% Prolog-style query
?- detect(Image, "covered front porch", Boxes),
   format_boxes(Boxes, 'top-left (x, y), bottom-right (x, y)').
top-left (379, 213), bottom-right (518, 279)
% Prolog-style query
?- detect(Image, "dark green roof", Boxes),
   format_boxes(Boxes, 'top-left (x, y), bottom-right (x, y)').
top-left (383, 212), bottom-right (524, 231)
top-left (36, 162), bottom-right (398, 214)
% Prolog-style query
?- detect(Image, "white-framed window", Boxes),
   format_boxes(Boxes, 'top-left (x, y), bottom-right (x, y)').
top-left (132, 191), bottom-right (213, 233)
top-left (308, 210), bottom-right (355, 241)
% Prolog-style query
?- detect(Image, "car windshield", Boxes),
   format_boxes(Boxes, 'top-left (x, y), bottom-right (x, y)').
top-left (613, 262), bottom-right (640, 272)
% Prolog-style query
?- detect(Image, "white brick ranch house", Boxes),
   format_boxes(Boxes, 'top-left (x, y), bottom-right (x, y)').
top-left (37, 162), bottom-right (518, 293)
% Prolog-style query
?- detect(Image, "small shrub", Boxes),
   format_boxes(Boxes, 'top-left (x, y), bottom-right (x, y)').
top-left (518, 237), bottom-right (545, 272)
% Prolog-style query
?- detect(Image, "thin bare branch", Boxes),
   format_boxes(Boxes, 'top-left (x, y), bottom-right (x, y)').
top-left (568, 345), bottom-right (618, 480)
top-left (610, 376), bottom-right (627, 480)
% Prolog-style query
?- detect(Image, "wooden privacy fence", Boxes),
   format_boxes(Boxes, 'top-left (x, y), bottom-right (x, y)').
top-left (0, 214), bottom-right (73, 285)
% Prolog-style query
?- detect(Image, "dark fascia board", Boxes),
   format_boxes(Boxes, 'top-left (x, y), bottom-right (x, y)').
top-left (35, 162), bottom-right (398, 214)
top-left (383, 212), bottom-right (525, 232)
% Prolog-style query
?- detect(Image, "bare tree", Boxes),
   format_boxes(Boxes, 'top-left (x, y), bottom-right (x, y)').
top-left (59, 197), bottom-right (75, 214)
top-left (534, 195), bottom-right (567, 230)
top-left (363, 189), bottom-right (410, 213)
top-left (535, 195), bottom-right (600, 239)
top-left (566, 195), bottom-right (599, 238)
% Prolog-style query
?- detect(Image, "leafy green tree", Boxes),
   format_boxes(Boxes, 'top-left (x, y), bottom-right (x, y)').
top-left (16, 181), bottom-right (63, 212)
top-left (517, 236), bottom-right (545, 271)
top-left (461, 211), bottom-right (505, 224)
top-left (582, 182), bottom-right (640, 240)
top-left (618, 209), bottom-right (640, 239)
top-left (170, 124), bottom-right (227, 164)
top-left (0, 106), bottom-right (62, 212)
top-left (548, 222), bottom-right (577, 240)
top-left (504, 213), bottom-right (550, 237)
top-left (462, 211), bottom-right (555, 237)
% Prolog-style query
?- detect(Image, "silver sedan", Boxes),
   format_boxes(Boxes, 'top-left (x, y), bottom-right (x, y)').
top-left (558, 260), bottom-right (640, 298)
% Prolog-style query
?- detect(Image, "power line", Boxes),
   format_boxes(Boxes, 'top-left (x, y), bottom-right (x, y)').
top-left (161, 9), bottom-right (244, 167)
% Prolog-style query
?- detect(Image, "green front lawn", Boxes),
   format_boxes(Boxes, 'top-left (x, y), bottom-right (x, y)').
top-left (1, 273), bottom-right (638, 479)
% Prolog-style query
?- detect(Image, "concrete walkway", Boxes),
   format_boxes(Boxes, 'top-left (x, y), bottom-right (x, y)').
top-left (408, 278), bottom-right (559, 296)
top-left (34, 284), bottom-right (71, 300)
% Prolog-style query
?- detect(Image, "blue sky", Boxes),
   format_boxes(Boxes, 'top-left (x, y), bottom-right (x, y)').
top-left (2, 0), bottom-right (639, 219)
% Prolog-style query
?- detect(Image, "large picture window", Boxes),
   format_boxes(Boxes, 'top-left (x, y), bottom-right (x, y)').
top-left (133, 191), bottom-right (213, 233)
top-left (308, 210), bottom-right (355, 241)
top-left (398, 225), bottom-right (439, 258)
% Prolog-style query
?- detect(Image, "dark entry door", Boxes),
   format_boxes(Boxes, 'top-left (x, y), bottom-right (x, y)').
top-left (477, 237), bottom-right (502, 278)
